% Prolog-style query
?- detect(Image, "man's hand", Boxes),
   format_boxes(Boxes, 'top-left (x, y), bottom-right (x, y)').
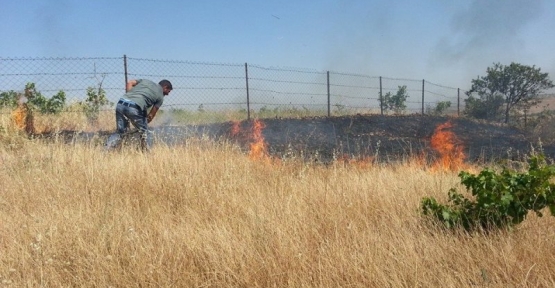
top-left (147, 106), bottom-right (158, 123)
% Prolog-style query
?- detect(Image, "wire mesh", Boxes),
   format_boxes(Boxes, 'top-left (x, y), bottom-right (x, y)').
top-left (0, 57), bottom-right (124, 108)
top-left (424, 81), bottom-right (465, 115)
top-left (248, 65), bottom-right (328, 116)
top-left (328, 72), bottom-right (380, 115)
top-left (1, 56), bottom-right (469, 118)
top-left (126, 58), bottom-right (245, 111)
top-left (381, 77), bottom-right (425, 114)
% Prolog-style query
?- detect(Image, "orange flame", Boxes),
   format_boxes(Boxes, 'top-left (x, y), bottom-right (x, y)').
top-left (430, 121), bottom-right (465, 171)
top-left (249, 119), bottom-right (269, 160)
top-left (230, 120), bottom-right (241, 137)
top-left (11, 103), bottom-right (34, 134)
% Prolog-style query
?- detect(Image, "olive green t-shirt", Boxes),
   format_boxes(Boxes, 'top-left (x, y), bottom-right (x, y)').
top-left (124, 79), bottom-right (164, 111)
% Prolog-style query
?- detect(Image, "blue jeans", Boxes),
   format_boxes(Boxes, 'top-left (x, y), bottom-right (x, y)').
top-left (105, 99), bottom-right (152, 151)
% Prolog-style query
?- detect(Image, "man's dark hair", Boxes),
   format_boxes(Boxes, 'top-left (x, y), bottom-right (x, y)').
top-left (159, 79), bottom-right (173, 90)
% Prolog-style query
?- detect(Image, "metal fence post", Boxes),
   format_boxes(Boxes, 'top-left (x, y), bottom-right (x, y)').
top-left (457, 88), bottom-right (460, 116)
top-left (421, 79), bottom-right (425, 115)
top-left (245, 63), bottom-right (250, 120)
top-left (379, 76), bottom-right (383, 115)
top-left (123, 54), bottom-right (128, 89)
top-left (327, 71), bottom-right (330, 117)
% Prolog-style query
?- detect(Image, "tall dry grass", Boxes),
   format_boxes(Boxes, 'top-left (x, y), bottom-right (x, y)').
top-left (1, 134), bottom-right (555, 287)
top-left (0, 107), bottom-right (114, 134)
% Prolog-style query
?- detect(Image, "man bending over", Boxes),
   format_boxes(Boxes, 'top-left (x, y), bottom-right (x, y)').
top-left (105, 79), bottom-right (172, 151)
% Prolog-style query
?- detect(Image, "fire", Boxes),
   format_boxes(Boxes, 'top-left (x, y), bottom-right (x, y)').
top-left (11, 102), bottom-right (35, 134)
top-left (249, 119), bottom-right (268, 160)
top-left (430, 121), bottom-right (465, 171)
top-left (230, 120), bottom-right (241, 137)
top-left (228, 119), bottom-right (272, 162)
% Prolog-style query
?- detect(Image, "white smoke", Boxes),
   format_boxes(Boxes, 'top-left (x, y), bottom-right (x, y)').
top-left (430, 0), bottom-right (547, 85)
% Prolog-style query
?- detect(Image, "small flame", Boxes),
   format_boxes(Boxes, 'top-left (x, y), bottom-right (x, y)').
top-left (249, 119), bottom-right (268, 160)
top-left (230, 120), bottom-right (241, 137)
top-left (430, 121), bottom-right (465, 171)
top-left (11, 102), bottom-right (34, 134)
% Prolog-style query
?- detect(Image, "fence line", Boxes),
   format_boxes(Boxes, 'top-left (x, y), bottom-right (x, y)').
top-left (0, 55), bottom-right (468, 119)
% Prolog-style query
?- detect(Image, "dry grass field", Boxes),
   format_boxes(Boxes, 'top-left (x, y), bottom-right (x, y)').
top-left (1, 110), bottom-right (555, 287)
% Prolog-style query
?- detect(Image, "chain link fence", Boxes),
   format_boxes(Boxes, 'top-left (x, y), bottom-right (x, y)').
top-left (0, 57), bottom-right (124, 103)
top-left (1, 56), bottom-right (468, 119)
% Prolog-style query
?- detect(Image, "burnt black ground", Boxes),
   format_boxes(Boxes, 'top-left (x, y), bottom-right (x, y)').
top-left (43, 114), bottom-right (554, 164)
top-left (220, 114), bottom-right (549, 163)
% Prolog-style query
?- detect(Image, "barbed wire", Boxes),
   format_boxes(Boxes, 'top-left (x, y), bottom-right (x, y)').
top-left (127, 57), bottom-right (243, 67)
top-left (424, 80), bottom-right (459, 90)
top-left (0, 57), bottom-right (122, 61)
top-left (129, 74), bottom-right (244, 80)
top-left (424, 90), bottom-right (457, 99)
top-left (249, 64), bottom-right (326, 75)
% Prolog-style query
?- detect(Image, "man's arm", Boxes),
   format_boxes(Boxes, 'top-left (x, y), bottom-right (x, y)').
top-left (126, 80), bottom-right (139, 92)
top-left (147, 106), bottom-right (159, 123)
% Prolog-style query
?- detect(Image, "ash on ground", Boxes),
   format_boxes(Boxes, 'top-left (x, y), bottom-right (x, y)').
top-left (41, 114), bottom-right (552, 164)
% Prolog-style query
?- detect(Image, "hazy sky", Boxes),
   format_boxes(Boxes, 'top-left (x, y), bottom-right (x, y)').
top-left (1, 0), bottom-right (554, 89)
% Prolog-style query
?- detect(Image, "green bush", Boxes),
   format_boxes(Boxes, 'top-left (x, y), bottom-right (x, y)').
top-left (381, 85), bottom-right (409, 114)
top-left (421, 155), bottom-right (555, 231)
top-left (0, 90), bottom-right (19, 108)
top-left (83, 86), bottom-right (111, 123)
top-left (427, 101), bottom-right (452, 116)
top-left (1, 83), bottom-right (66, 114)
top-left (463, 94), bottom-right (504, 121)
top-left (25, 83), bottom-right (66, 114)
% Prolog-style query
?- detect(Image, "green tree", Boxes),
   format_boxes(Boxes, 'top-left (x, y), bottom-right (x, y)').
top-left (465, 62), bottom-right (554, 123)
top-left (83, 70), bottom-right (112, 122)
top-left (381, 85), bottom-right (409, 114)
top-left (83, 86), bottom-right (111, 122)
